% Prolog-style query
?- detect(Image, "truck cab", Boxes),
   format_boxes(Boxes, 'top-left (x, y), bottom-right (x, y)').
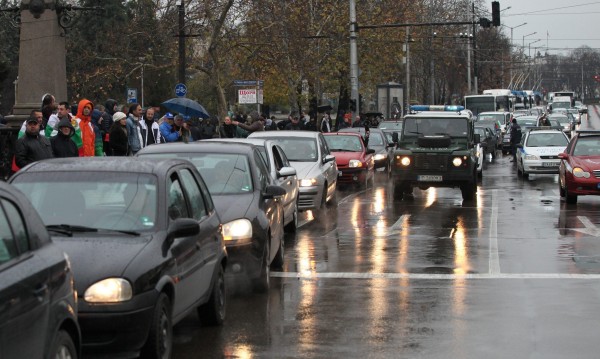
top-left (391, 105), bottom-right (480, 201)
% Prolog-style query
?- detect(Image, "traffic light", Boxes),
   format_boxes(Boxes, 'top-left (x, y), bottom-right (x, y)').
top-left (492, 1), bottom-right (500, 27)
top-left (593, 75), bottom-right (600, 83)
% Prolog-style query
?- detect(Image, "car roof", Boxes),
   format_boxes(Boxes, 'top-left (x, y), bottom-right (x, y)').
top-left (249, 130), bottom-right (320, 139)
top-left (13, 157), bottom-right (193, 176)
top-left (478, 111), bottom-right (509, 115)
top-left (138, 141), bottom-right (257, 155)
top-left (339, 127), bottom-right (385, 134)
top-left (323, 132), bottom-right (363, 137)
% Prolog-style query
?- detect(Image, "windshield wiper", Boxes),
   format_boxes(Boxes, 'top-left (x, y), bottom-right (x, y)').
top-left (46, 224), bottom-right (140, 236)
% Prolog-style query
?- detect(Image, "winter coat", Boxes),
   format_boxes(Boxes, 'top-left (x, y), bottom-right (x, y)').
top-left (50, 118), bottom-right (78, 158)
top-left (237, 120), bottom-right (264, 134)
top-left (284, 122), bottom-right (304, 131)
top-left (140, 118), bottom-right (163, 146)
top-left (109, 123), bottom-right (129, 156)
top-left (159, 121), bottom-right (181, 143)
top-left (126, 114), bottom-right (143, 153)
top-left (219, 124), bottom-right (236, 138)
top-left (14, 132), bottom-right (53, 168)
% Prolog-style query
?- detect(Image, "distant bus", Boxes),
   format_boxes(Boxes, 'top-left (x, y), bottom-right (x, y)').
top-left (548, 91), bottom-right (576, 104)
top-left (464, 94), bottom-right (513, 115)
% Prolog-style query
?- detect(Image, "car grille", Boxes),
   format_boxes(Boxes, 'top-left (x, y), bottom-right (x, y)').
top-left (414, 154), bottom-right (448, 171)
top-left (593, 170), bottom-right (600, 178)
top-left (540, 155), bottom-right (560, 159)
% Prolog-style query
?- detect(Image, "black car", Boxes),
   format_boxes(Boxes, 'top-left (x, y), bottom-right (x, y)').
top-left (474, 126), bottom-right (497, 159)
top-left (339, 127), bottom-right (395, 176)
top-left (0, 181), bottom-right (80, 359)
top-left (10, 157), bottom-right (227, 359)
top-left (137, 142), bottom-right (287, 292)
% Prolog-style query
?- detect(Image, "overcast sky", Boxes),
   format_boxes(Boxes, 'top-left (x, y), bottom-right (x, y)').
top-left (492, 0), bottom-right (600, 55)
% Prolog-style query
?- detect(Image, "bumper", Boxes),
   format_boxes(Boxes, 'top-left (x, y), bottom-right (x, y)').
top-left (79, 290), bottom-right (159, 357)
top-left (565, 177), bottom-right (600, 196)
top-left (297, 185), bottom-right (322, 210)
top-left (225, 241), bottom-right (263, 279)
top-left (523, 159), bottom-right (561, 174)
top-left (336, 167), bottom-right (369, 185)
top-left (392, 170), bottom-right (475, 188)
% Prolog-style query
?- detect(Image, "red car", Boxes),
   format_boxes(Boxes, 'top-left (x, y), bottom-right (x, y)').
top-left (558, 131), bottom-right (600, 204)
top-left (323, 132), bottom-right (375, 188)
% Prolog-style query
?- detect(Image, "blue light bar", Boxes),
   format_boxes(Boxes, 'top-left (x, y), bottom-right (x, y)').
top-left (410, 105), bottom-right (465, 112)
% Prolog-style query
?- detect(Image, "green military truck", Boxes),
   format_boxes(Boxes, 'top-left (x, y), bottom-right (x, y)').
top-left (391, 105), bottom-right (480, 201)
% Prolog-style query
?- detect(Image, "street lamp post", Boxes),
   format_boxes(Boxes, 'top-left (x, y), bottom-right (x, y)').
top-left (527, 40), bottom-right (540, 89)
top-left (505, 22), bottom-right (526, 88)
top-left (522, 31), bottom-right (536, 51)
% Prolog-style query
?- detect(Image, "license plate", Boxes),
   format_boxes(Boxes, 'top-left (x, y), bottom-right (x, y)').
top-left (338, 171), bottom-right (343, 177)
top-left (418, 175), bottom-right (442, 182)
top-left (542, 162), bottom-right (559, 167)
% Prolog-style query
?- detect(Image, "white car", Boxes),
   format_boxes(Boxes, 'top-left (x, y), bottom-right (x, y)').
top-left (249, 130), bottom-right (338, 211)
top-left (516, 128), bottom-right (569, 179)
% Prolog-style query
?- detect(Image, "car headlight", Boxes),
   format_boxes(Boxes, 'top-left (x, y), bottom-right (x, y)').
top-left (573, 167), bottom-right (591, 178)
top-left (300, 178), bottom-right (318, 187)
top-left (222, 218), bottom-right (252, 242)
top-left (373, 153), bottom-right (387, 161)
top-left (452, 157), bottom-right (463, 167)
top-left (524, 154), bottom-right (539, 160)
top-left (84, 278), bottom-right (132, 303)
top-left (398, 156), bottom-right (411, 166)
top-left (348, 159), bottom-right (363, 168)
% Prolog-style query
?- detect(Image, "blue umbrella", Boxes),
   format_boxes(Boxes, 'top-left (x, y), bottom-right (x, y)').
top-left (161, 97), bottom-right (210, 118)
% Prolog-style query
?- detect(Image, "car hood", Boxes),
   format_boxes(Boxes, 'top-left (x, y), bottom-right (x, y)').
top-left (570, 156), bottom-right (600, 170)
top-left (290, 161), bottom-right (319, 179)
top-left (51, 235), bottom-right (151, 292)
top-left (525, 146), bottom-right (567, 156)
top-left (330, 151), bottom-right (363, 165)
top-left (212, 193), bottom-right (253, 223)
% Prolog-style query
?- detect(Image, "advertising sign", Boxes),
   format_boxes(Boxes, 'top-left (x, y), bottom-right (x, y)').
top-left (238, 89), bottom-right (257, 104)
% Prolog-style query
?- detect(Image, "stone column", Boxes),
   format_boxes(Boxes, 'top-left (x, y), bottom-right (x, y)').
top-left (8, 2), bottom-right (67, 125)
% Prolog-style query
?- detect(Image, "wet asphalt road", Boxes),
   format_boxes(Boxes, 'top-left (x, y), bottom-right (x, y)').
top-left (171, 107), bottom-right (600, 359)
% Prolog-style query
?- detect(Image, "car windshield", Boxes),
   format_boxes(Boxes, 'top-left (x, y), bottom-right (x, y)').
top-left (325, 135), bottom-right (363, 152)
top-left (138, 152), bottom-right (253, 195)
top-left (368, 133), bottom-right (384, 146)
top-left (266, 138), bottom-right (318, 162)
top-left (11, 172), bottom-right (158, 231)
top-left (526, 133), bottom-right (568, 147)
top-left (551, 115), bottom-right (570, 125)
top-left (378, 122), bottom-right (403, 130)
top-left (573, 137), bottom-right (600, 156)
top-left (403, 117), bottom-right (468, 137)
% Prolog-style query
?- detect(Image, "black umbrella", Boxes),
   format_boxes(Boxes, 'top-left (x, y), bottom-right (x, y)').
top-left (162, 97), bottom-right (210, 118)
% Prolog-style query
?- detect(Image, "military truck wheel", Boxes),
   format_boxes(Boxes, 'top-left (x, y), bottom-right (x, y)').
top-left (393, 183), bottom-right (407, 200)
top-left (461, 178), bottom-right (477, 201)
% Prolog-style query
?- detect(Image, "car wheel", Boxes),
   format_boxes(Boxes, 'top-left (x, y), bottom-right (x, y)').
top-left (517, 163), bottom-right (522, 177)
top-left (461, 176), bottom-right (477, 201)
top-left (559, 177), bottom-right (566, 197)
top-left (271, 231), bottom-right (284, 270)
top-left (253, 239), bottom-right (270, 293)
top-left (320, 183), bottom-right (328, 208)
top-left (566, 186), bottom-right (578, 204)
top-left (284, 201), bottom-right (298, 233)
top-left (521, 162), bottom-right (529, 179)
top-left (197, 264), bottom-right (226, 326)
top-left (141, 293), bottom-right (172, 359)
top-left (393, 183), bottom-right (406, 200)
top-left (49, 330), bottom-right (77, 359)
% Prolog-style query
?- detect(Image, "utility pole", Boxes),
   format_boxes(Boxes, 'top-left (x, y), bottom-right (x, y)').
top-left (405, 27), bottom-right (411, 113)
top-left (178, 1), bottom-right (185, 85)
top-left (349, 0), bottom-right (359, 116)
top-left (472, 2), bottom-right (478, 94)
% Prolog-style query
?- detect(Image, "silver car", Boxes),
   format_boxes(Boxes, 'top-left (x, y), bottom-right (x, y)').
top-left (206, 138), bottom-right (300, 232)
top-left (249, 130), bottom-right (338, 211)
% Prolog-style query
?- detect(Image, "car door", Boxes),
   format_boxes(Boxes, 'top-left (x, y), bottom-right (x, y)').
top-left (271, 144), bottom-right (298, 219)
top-left (318, 134), bottom-right (337, 195)
top-left (0, 197), bottom-right (49, 359)
top-left (178, 167), bottom-right (222, 297)
top-left (166, 171), bottom-right (208, 316)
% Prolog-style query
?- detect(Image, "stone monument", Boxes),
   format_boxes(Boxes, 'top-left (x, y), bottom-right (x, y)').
top-left (7, 0), bottom-right (67, 126)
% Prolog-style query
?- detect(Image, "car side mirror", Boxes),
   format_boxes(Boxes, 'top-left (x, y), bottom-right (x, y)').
top-left (323, 154), bottom-right (335, 163)
top-left (558, 152), bottom-right (568, 160)
top-left (366, 148), bottom-right (376, 154)
top-left (166, 218), bottom-right (200, 245)
top-left (263, 184), bottom-right (286, 199)
top-left (277, 166), bottom-right (296, 178)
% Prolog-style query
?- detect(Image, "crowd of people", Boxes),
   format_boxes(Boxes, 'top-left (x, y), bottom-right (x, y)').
top-left (11, 93), bottom-right (374, 173)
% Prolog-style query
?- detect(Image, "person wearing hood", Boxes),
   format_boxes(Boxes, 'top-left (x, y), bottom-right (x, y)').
top-left (73, 99), bottom-right (102, 157)
top-left (100, 99), bottom-right (117, 155)
top-left (50, 117), bottom-right (78, 157)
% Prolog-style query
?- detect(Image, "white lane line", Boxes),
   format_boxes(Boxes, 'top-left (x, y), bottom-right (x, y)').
top-left (390, 214), bottom-right (411, 231)
top-left (489, 189), bottom-right (501, 275)
top-left (577, 216), bottom-right (600, 237)
top-left (271, 272), bottom-right (600, 280)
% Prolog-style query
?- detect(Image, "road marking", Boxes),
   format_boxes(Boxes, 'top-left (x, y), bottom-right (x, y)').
top-left (271, 271), bottom-right (600, 280)
top-left (577, 216), bottom-right (600, 236)
top-left (489, 189), bottom-right (500, 275)
top-left (390, 214), bottom-right (411, 231)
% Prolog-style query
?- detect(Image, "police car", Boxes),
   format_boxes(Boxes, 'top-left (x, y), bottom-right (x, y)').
top-left (516, 127), bottom-right (570, 179)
